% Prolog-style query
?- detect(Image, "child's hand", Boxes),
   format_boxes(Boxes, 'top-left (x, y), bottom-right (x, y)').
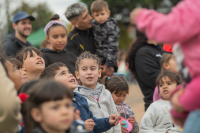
top-left (74, 109), bottom-right (81, 120)
top-left (84, 119), bottom-right (95, 131)
top-left (109, 114), bottom-right (119, 126)
top-left (101, 65), bottom-right (114, 77)
top-left (128, 116), bottom-right (135, 126)
top-left (130, 8), bottom-right (143, 25)
top-left (120, 123), bottom-right (129, 133)
top-left (166, 131), bottom-right (169, 133)
top-left (171, 89), bottom-right (185, 113)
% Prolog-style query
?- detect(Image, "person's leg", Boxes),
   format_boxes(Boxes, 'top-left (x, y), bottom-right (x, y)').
top-left (183, 110), bottom-right (200, 133)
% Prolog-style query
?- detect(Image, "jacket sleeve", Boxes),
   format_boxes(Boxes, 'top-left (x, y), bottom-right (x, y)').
top-left (66, 36), bottom-right (80, 57)
top-left (0, 62), bottom-right (21, 133)
top-left (140, 104), bottom-right (156, 133)
top-left (2, 41), bottom-right (17, 57)
top-left (135, 51), bottom-right (160, 90)
top-left (91, 113), bottom-right (113, 132)
top-left (105, 23), bottom-right (120, 67)
top-left (135, 0), bottom-right (200, 43)
top-left (109, 91), bottom-right (122, 133)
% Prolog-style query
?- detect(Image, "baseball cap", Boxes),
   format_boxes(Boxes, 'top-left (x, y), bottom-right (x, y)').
top-left (13, 11), bottom-right (35, 24)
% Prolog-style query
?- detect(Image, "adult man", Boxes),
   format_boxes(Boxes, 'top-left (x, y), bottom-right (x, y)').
top-left (65, 3), bottom-right (114, 76)
top-left (2, 11), bottom-right (35, 57)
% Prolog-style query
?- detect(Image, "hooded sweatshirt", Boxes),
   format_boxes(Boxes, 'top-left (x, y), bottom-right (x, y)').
top-left (74, 83), bottom-right (122, 133)
top-left (41, 48), bottom-right (76, 76)
top-left (2, 33), bottom-right (33, 57)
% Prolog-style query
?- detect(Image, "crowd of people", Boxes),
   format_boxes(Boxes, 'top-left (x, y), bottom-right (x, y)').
top-left (0, 0), bottom-right (200, 133)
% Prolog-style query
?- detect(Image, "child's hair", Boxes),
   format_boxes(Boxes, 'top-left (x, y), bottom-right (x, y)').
top-left (16, 46), bottom-right (42, 64)
top-left (126, 30), bottom-right (148, 76)
top-left (75, 51), bottom-right (101, 71)
top-left (7, 58), bottom-right (22, 70)
top-left (40, 62), bottom-right (67, 79)
top-left (0, 54), bottom-right (8, 75)
top-left (40, 39), bottom-right (51, 49)
top-left (23, 80), bottom-right (73, 133)
top-left (101, 76), bottom-right (129, 95)
top-left (156, 70), bottom-right (182, 88)
top-left (45, 14), bottom-right (67, 36)
top-left (160, 53), bottom-right (174, 73)
top-left (18, 80), bottom-right (40, 95)
top-left (91, 0), bottom-right (109, 13)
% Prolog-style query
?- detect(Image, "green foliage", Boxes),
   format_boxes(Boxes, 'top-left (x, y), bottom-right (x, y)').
top-left (8, 2), bottom-right (53, 33)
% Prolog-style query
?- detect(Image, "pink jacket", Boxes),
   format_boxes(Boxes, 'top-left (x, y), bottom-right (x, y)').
top-left (136, 0), bottom-right (200, 79)
top-left (135, 0), bottom-right (200, 111)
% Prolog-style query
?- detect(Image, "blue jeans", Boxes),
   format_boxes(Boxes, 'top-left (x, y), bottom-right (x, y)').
top-left (183, 110), bottom-right (200, 133)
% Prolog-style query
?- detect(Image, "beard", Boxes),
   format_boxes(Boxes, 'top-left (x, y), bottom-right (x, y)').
top-left (17, 28), bottom-right (31, 38)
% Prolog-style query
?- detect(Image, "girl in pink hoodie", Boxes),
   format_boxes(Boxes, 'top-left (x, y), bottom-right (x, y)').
top-left (130, 0), bottom-right (200, 132)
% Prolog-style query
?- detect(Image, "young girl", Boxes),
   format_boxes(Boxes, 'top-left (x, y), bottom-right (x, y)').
top-left (16, 46), bottom-right (45, 81)
top-left (140, 70), bottom-right (182, 133)
top-left (8, 58), bottom-right (28, 84)
top-left (41, 14), bottom-right (77, 76)
top-left (0, 56), bottom-right (22, 91)
top-left (22, 80), bottom-right (75, 133)
top-left (74, 51), bottom-right (121, 133)
top-left (101, 76), bottom-right (139, 133)
top-left (153, 53), bottom-right (179, 101)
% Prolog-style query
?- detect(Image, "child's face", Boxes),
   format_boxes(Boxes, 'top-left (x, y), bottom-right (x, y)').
top-left (33, 98), bottom-right (74, 133)
top-left (159, 76), bottom-right (177, 100)
top-left (75, 58), bottom-right (101, 89)
top-left (23, 51), bottom-right (45, 73)
top-left (46, 25), bottom-right (67, 52)
top-left (54, 67), bottom-right (77, 91)
top-left (164, 56), bottom-right (179, 74)
top-left (92, 8), bottom-right (110, 24)
top-left (111, 91), bottom-right (127, 105)
top-left (5, 61), bottom-right (22, 91)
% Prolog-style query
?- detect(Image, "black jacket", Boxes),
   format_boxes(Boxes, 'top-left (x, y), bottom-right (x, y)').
top-left (134, 43), bottom-right (164, 111)
top-left (41, 48), bottom-right (77, 76)
top-left (66, 28), bottom-right (96, 57)
top-left (2, 33), bottom-right (33, 57)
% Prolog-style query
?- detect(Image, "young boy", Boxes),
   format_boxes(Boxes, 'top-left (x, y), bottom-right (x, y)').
top-left (16, 46), bottom-right (45, 81)
top-left (91, 0), bottom-right (120, 76)
top-left (40, 62), bottom-right (119, 133)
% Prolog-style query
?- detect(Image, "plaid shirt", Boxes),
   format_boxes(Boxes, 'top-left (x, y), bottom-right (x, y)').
top-left (116, 102), bottom-right (139, 133)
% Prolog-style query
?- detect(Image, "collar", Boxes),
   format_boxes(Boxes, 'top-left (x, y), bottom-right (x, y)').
top-left (145, 42), bottom-right (161, 50)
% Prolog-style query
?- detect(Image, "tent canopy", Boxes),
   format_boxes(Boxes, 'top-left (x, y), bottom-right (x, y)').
top-left (27, 27), bottom-right (46, 48)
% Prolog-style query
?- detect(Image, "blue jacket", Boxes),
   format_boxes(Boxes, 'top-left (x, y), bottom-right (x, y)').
top-left (73, 92), bottom-right (112, 133)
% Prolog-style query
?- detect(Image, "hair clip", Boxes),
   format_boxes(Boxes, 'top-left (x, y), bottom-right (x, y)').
top-left (18, 93), bottom-right (30, 104)
top-left (108, 77), bottom-right (110, 80)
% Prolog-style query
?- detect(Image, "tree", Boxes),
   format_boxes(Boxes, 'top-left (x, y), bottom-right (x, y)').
top-left (8, 1), bottom-right (53, 33)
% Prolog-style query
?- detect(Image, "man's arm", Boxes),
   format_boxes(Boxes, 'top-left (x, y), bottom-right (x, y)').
top-left (66, 35), bottom-right (80, 56)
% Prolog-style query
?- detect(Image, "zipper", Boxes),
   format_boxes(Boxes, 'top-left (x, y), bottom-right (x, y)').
top-left (80, 87), bottom-right (105, 118)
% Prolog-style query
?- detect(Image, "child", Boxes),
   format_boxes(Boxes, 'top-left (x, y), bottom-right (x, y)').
top-left (0, 56), bottom-right (22, 91)
top-left (131, 1), bottom-right (200, 132)
top-left (153, 53), bottom-right (179, 101)
top-left (140, 71), bottom-right (182, 133)
top-left (91, 0), bottom-right (120, 76)
top-left (41, 14), bottom-right (77, 76)
top-left (21, 80), bottom-right (75, 133)
top-left (8, 58), bottom-right (28, 84)
top-left (40, 62), bottom-right (119, 133)
top-left (101, 76), bottom-right (139, 133)
top-left (74, 51), bottom-right (121, 133)
top-left (16, 46), bottom-right (45, 81)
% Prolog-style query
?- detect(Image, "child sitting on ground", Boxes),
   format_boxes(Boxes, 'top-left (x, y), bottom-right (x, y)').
top-left (91, 0), bottom-right (120, 76)
top-left (101, 76), bottom-right (139, 133)
top-left (74, 51), bottom-right (121, 133)
top-left (140, 71), bottom-right (182, 133)
top-left (153, 53), bottom-right (179, 101)
top-left (16, 46), bottom-right (45, 81)
top-left (40, 62), bottom-right (119, 133)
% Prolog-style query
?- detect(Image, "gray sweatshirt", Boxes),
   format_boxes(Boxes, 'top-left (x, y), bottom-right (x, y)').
top-left (74, 83), bottom-right (122, 133)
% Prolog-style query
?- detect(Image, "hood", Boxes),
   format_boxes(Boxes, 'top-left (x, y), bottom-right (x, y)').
top-left (74, 82), bottom-right (104, 95)
top-left (40, 47), bottom-right (67, 53)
